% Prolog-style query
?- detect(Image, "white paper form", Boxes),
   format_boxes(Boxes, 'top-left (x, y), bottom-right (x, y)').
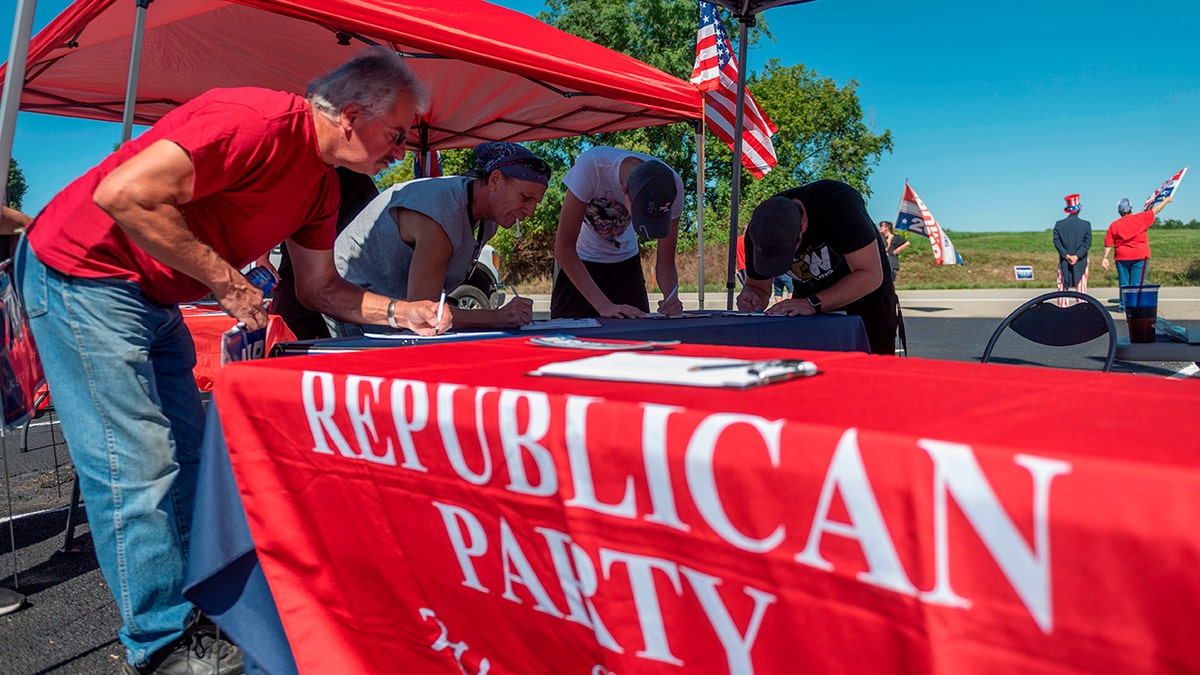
top-left (520, 318), bottom-right (601, 330)
top-left (530, 353), bottom-right (819, 389)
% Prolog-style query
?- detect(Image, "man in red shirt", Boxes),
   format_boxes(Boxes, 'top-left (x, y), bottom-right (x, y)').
top-left (1102, 195), bottom-right (1173, 310)
top-left (14, 47), bottom-right (448, 675)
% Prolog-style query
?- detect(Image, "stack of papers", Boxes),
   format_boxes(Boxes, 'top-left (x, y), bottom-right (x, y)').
top-left (530, 353), bottom-right (819, 389)
top-left (528, 335), bottom-right (679, 351)
top-left (521, 318), bottom-right (601, 330)
top-left (362, 330), bottom-right (508, 341)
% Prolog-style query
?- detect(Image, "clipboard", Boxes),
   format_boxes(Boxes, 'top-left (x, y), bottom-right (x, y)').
top-left (529, 352), bottom-right (819, 389)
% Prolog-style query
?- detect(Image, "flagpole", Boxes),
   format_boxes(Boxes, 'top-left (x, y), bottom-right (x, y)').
top-left (894, 179), bottom-right (908, 226)
top-left (724, 12), bottom-right (753, 311)
top-left (695, 119), bottom-right (706, 310)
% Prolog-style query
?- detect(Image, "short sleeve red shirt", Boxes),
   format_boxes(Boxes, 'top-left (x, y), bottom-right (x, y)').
top-left (26, 87), bottom-right (340, 305)
top-left (1104, 211), bottom-right (1154, 261)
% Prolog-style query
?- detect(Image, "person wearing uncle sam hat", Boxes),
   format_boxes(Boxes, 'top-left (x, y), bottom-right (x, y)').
top-left (1052, 193), bottom-right (1092, 307)
top-left (550, 146), bottom-right (685, 319)
top-left (739, 180), bottom-right (899, 355)
top-left (332, 141), bottom-right (551, 334)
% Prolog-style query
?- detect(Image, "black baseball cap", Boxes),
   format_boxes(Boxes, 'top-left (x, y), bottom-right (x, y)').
top-left (747, 196), bottom-right (803, 277)
top-left (626, 160), bottom-right (677, 239)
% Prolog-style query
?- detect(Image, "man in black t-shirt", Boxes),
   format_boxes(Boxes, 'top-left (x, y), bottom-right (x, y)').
top-left (738, 180), bottom-right (899, 355)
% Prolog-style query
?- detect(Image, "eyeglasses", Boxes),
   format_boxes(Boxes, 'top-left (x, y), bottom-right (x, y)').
top-left (487, 156), bottom-right (552, 179)
top-left (380, 122), bottom-right (406, 149)
top-left (363, 114), bottom-right (406, 149)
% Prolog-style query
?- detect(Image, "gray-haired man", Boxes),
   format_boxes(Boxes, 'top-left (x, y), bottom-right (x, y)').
top-left (15, 47), bottom-right (447, 674)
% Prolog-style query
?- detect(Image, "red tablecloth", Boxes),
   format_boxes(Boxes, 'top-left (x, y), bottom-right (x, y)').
top-left (212, 338), bottom-right (1200, 675)
top-left (181, 305), bottom-right (295, 391)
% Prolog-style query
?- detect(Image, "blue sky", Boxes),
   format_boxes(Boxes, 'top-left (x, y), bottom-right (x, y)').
top-left (4, 0), bottom-right (1198, 232)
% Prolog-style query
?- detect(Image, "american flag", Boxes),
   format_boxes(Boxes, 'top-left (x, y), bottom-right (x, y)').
top-left (689, 1), bottom-right (778, 178)
top-left (1143, 166), bottom-right (1187, 211)
top-left (895, 182), bottom-right (963, 265)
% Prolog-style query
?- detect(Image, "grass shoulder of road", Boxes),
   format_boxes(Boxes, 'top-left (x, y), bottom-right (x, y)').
top-left (512, 229), bottom-right (1199, 294)
top-left (653, 229), bottom-right (1200, 294)
top-left (884, 228), bottom-right (1200, 290)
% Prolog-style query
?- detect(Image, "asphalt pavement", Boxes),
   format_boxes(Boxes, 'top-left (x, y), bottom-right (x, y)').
top-left (2, 285), bottom-right (1197, 673)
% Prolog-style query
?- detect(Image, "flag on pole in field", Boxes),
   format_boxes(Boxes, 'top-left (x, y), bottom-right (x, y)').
top-left (1143, 166), bottom-right (1187, 211)
top-left (895, 182), bottom-right (964, 265)
top-left (689, 1), bottom-right (778, 178)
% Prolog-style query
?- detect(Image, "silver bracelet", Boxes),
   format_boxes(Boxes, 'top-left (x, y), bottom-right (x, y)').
top-left (386, 298), bottom-right (399, 329)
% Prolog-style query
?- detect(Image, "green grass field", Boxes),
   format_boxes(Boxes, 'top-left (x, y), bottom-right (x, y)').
top-left (889, 229), bottom-right (1200, 289)
top-left (522, 229), bottom-right (1200, 293)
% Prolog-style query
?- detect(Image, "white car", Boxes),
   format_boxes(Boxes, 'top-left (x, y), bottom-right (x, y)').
top-left (450, 244), bottom-right (506, 310)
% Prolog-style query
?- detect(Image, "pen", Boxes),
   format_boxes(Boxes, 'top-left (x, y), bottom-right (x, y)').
top-left (689, 361), bottom-right (761, 371)
top-left (435, 290), bottom-right (446, 332)
top-left (663, 284), bottom-right (678, 303)
top-left (689, 359), bottom-right (818, 376)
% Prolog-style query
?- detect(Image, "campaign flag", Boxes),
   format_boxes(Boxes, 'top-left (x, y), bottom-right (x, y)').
top-left (895, 182), bottom-right (964, 265)
top-left (689, 1), bottom-right (778, 178)
top-left (1143, 166), bottom-right (1187, 211)
top-left (221, 323), bottom-right (269, 365)
top-left (0, 260), bottom-right (45, 430)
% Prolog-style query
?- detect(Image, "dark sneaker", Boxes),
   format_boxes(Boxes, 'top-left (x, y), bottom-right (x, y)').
top-left (0, 587), bottom-right (24, 616)
top-left (121, 619), bottom-right (244, 675)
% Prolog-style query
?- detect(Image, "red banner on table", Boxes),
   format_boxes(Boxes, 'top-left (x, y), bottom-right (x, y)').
top-left (214, 339), bottom-right (1200, 674)
top-left (182, 305), bottom-right (295, 391)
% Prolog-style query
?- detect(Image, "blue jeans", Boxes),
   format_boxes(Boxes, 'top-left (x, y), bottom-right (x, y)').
top-left (15, 239), bottom-right (204, 667)
top-left (772, 274), bottom-right (794, 298)
top-left (1116, 259), bottom-right (1147, 309)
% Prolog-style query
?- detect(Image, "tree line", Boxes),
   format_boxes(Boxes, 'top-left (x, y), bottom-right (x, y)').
top-left (380, 0), bottom-right (892, 281)
top-left (7, 159), bottom-right (26, 210)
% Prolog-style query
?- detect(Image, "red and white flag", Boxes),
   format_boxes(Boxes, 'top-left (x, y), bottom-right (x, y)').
top-left (895, 182), bottom-right (963, 265)
top-left (689, 1), bottom-right (777, 178)
top-left (1143, 166), bottom-right (1187, 211)
top-left (414, 150), bottom-right (442, 178)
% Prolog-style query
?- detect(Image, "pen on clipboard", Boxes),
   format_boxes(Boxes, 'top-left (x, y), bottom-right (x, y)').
top-left (689, 359), bottom-right (819, 377)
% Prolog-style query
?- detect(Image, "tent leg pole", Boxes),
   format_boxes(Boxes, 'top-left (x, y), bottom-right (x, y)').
top-left (0, 0), bottom-right (38, 207)
top-left (120, 0), bottom-right (154, 144)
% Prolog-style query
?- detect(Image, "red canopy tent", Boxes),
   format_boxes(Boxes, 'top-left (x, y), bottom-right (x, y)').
top-left (0, 0), bottom-right (718, 297)
top-left (2, 0), bottom-right (702, 147)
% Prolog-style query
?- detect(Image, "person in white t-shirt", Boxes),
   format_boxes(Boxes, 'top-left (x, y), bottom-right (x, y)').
top-left (550, 146), bottom-right (684, 318)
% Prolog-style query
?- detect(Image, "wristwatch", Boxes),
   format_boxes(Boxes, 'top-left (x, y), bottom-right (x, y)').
top-left (806, 294), bottom-right (823, 313)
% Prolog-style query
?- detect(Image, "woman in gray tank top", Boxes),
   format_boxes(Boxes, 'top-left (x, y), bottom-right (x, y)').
top-left (331, 142), bottom-right (551, 335)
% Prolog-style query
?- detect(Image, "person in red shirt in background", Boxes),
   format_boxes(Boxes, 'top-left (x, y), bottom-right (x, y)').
top-left (1102, 195), bottom-right (1172, 311)
top-left (735, 231), bottom-right (747, 291)
top-left (13, 47), bottom-right (449, 675)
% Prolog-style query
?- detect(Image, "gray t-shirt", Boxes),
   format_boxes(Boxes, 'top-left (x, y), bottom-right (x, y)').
top-left (334, 176), bottom-right (498, 300)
